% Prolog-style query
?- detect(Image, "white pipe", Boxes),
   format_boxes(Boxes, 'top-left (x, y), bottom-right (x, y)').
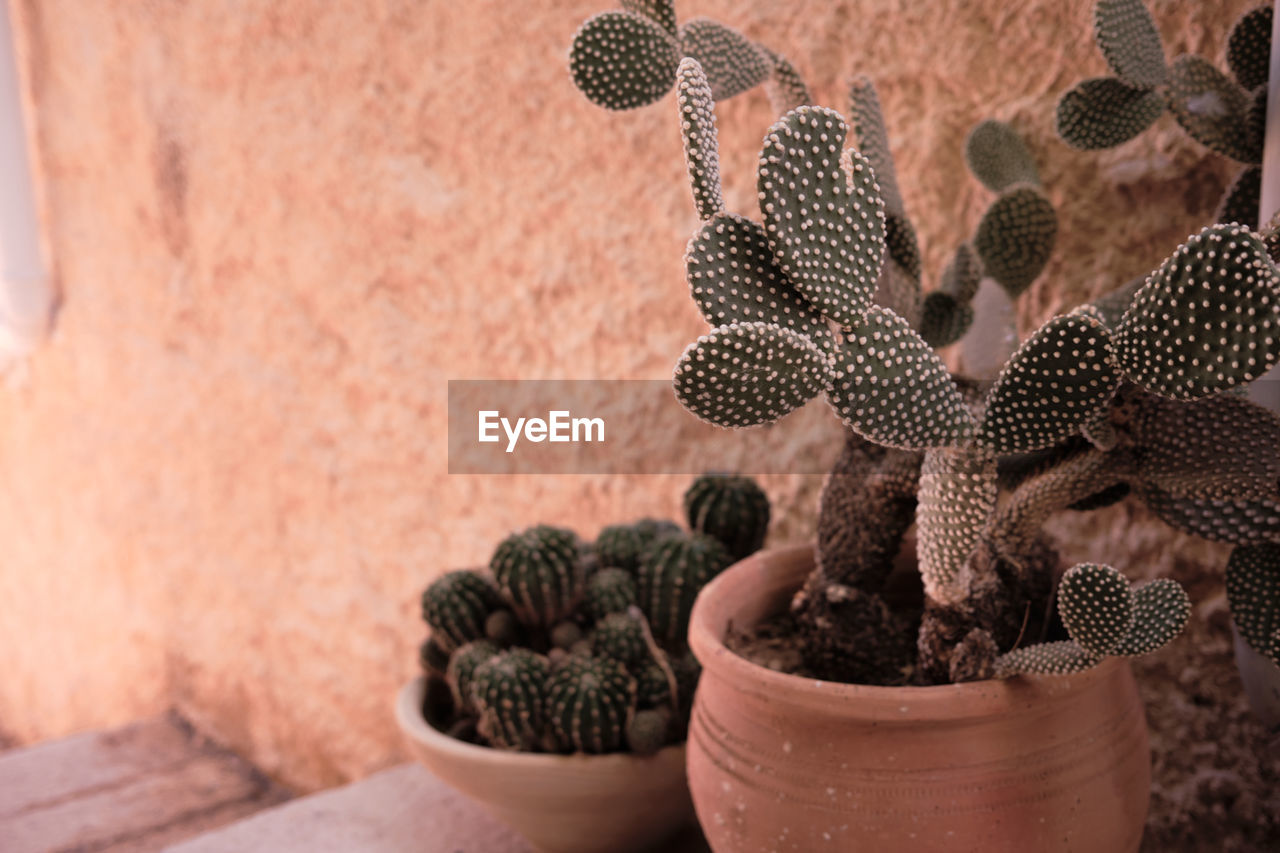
top-left (1249, 0), bottom-right (1280, 409)
top-left (0, 0), bottom-right (51, 368)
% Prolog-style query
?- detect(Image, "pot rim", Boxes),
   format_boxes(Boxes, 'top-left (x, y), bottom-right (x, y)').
top-left (395, 676), bottom-right (686, 767)
top-left (688, 542), bottom-right (1127, 722)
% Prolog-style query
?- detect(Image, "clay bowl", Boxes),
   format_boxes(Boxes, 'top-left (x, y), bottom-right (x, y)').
top-left (686, 544), bottom-right (1151, 853)
top-left (396, 677), bottom-right (696, 853)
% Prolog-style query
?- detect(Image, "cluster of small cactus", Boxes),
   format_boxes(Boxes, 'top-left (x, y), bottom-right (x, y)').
top-left (418, 472), bottom-right (771, 752)
top-left (568, 0), bottom-right (1280, 685)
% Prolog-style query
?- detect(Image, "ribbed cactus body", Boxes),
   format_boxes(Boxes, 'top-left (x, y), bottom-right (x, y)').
top-left (684, 473), bottom-right (770, 559)
top-left (421, 570), bottom-right (503, 652)
top-left (546, 655), bottom-right (638, 754)
top-left (591, 611), bottom-right (648, 666)
top-left (446, 640), bottom-right (499, 715)
top-left (584, 567), bottom-right (638, 619)
top-left (638, 532), bottom-right (732, 646)
top-left (595, 520), bottom-right (680, 572)
top-left (490, 525), bottom-right (584, 627)
top-left (471, 649), bottom-right (551, 751)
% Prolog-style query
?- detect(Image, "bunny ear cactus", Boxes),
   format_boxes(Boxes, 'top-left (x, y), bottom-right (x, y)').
top-left (1217, 165), bottom-right (1262, 227)
top-left (1112, 224), bottom-right (1280, 399)
top-left (997, 565), bottom-right (1191, 676)
top-left (676, 59), bottom-right (724, 221)
top-left (973, 184), bottom-right (1058, 299)
top-left (1226, 544), bottom-right (1280, 666)
top-left (570, 3), bottom-right (781, 112)
top-left (762, 48), bottom-right (812, 114)
top-left (1057, 0), bottom-right (1266, 163)
top-left (964, 120), bottom-right (1042, 194)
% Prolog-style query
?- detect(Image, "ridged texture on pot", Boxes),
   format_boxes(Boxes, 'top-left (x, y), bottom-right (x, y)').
top-left (686, 546), bottom-right (1150, 853)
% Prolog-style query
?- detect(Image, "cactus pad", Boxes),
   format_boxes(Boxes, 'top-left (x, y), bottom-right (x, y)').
top-left (1057, 563), bottom-right (1136, 656)
top-left (421, 569), bottom-right (503, 652)
top-left (1226, 544), bottom-right (1280, 665)
top-left (826, 306), bottom-right (976, 450)
top-left (621, 0), bottom-right (677, 39)
top-left (685, 213), bottom-right (832, 348)
top-left (979, 313), bottom-right (1121, 454)
top-left (676, 59), bottom-right (724, 221)
top-left (684, 472), bottom-right (770, 559)
top-left (1133, 394), bottom-right (1280, 504)
top-left (1227, 5), bottom-right (1272, 91)
top-left (847, 76), bottom-right (905, 216)
top-left (919, 290), bottom-right (974, 349)
top-left (1140, 482), bottom-right (1280, 546)
top-left (884, 213), bottom-right (922, 281)
top-left (758, 106), bottom-right (885, 328)
top-left (763, 51), bottom-right (812, 114)
top-left (569, 11), bottom-right (681, 111)
top-left (1055, 76), bottom-right (1167, 149)
top-left (940, 243), bottom-right (983, 303)
top-left (673, 321), bottom-right (830, 428)
top-left (546, 655), bottom-right (637, 753)
top-left (917, 446), bottom-right (997, 602)
top-left (677, 18), bottom-right (771, 102)
top-left (995, 640), bottom-right (1102, 677)
top-left (637, 532), bottom-right (732, 646)
top-left (471, 649), bottom-right (551, 751)
top-left (964, 119), bottom-right (1040, 193)
top-left (1093, 0), bottom-right (1168, 89)
top-left (490, 525), bottom-right (585, 627)
top-left (973, 184), bottom-right (1057, 297)
top-left (1113, 224), bottom-right (1280, 399)
top-left (1167, 54), bottom-right (1259, 163)
top-left (584, 567), bottom-right (639, 619)
top-left (1091, 275), bottom-right (1146, 328)
top-left (446, 640), bottom-right (499, 714)
top-left (1217, 165), bottom-right (1262, 227)
top-left (1113, 578), bottom-right (1192, 656)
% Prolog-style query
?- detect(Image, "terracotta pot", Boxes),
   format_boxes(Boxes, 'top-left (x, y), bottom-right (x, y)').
top-left (686, 544), bottom-right (1151, 853)
top-left (396, 677), bottom-right (697, 853)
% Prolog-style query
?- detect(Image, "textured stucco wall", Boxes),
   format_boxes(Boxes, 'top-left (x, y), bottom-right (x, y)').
top-left (0, 0), bottom-right (1259, 790)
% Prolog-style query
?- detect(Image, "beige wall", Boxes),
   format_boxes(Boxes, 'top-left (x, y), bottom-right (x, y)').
top-left (0, 0), bottom-right (1255, 790)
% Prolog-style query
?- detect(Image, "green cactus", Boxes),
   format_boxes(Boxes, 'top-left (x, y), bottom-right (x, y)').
top-left (621, 0), bottom-right (676, 38)
top-left (546, 655), bottom-right (638, 754)
top-left (626, 708), bottom-right (673, 755)
top-left (635, 658), bottom-right (675, 708)
top-left (490, 525), bottom-right (585, 627)
top-left (564, 1), bottom-right (1280, 689)
top-left (591, 611), bottom-right (648, 666)
top-left (973, 184), bottom-right (1058, 298)
top-left (1167, 54), bottom-right (1259, 164)
top-left (918, 291), bottom-right (974, 349)
top-left (997, 564), bottom-right (1190, 676)
top-left (673, 321), bottom-right (830, 428)
top-left (446, 640), bottom-right (499, 715)
top-left (421, 569), bottom-right (504, 652)
top-left (1226, 544), bottom-right (1280, 665)
top-left (584, 567), bottom-right (639, 619)
top-left (595, 519), bottom-right (681, 572)
top-left (569, 11), bottom-right (681, 111)
top-left (637, 532), bottom-right (732, 646)
top-left (677, 18), bottom-right (771, 102)
top-left (1056, 76), bottom-right (1167, 150)
top-left (1227, 5), bottom-right (1272, 91)
top-left (964, 119), bottom-right (1041, 194)
top-left (676, 58), bottom-right (723, 221)
top-left (1112, 224), bottom-right (1280, 400)
top-left (1093, 0), bottom-right (1168, 89)
top-left (1217, 165), bottom-right (1262, 227)
top-left (471, 649), bottom-right (551, 751)
top-left (684, 472), bottom-right (770, 560)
